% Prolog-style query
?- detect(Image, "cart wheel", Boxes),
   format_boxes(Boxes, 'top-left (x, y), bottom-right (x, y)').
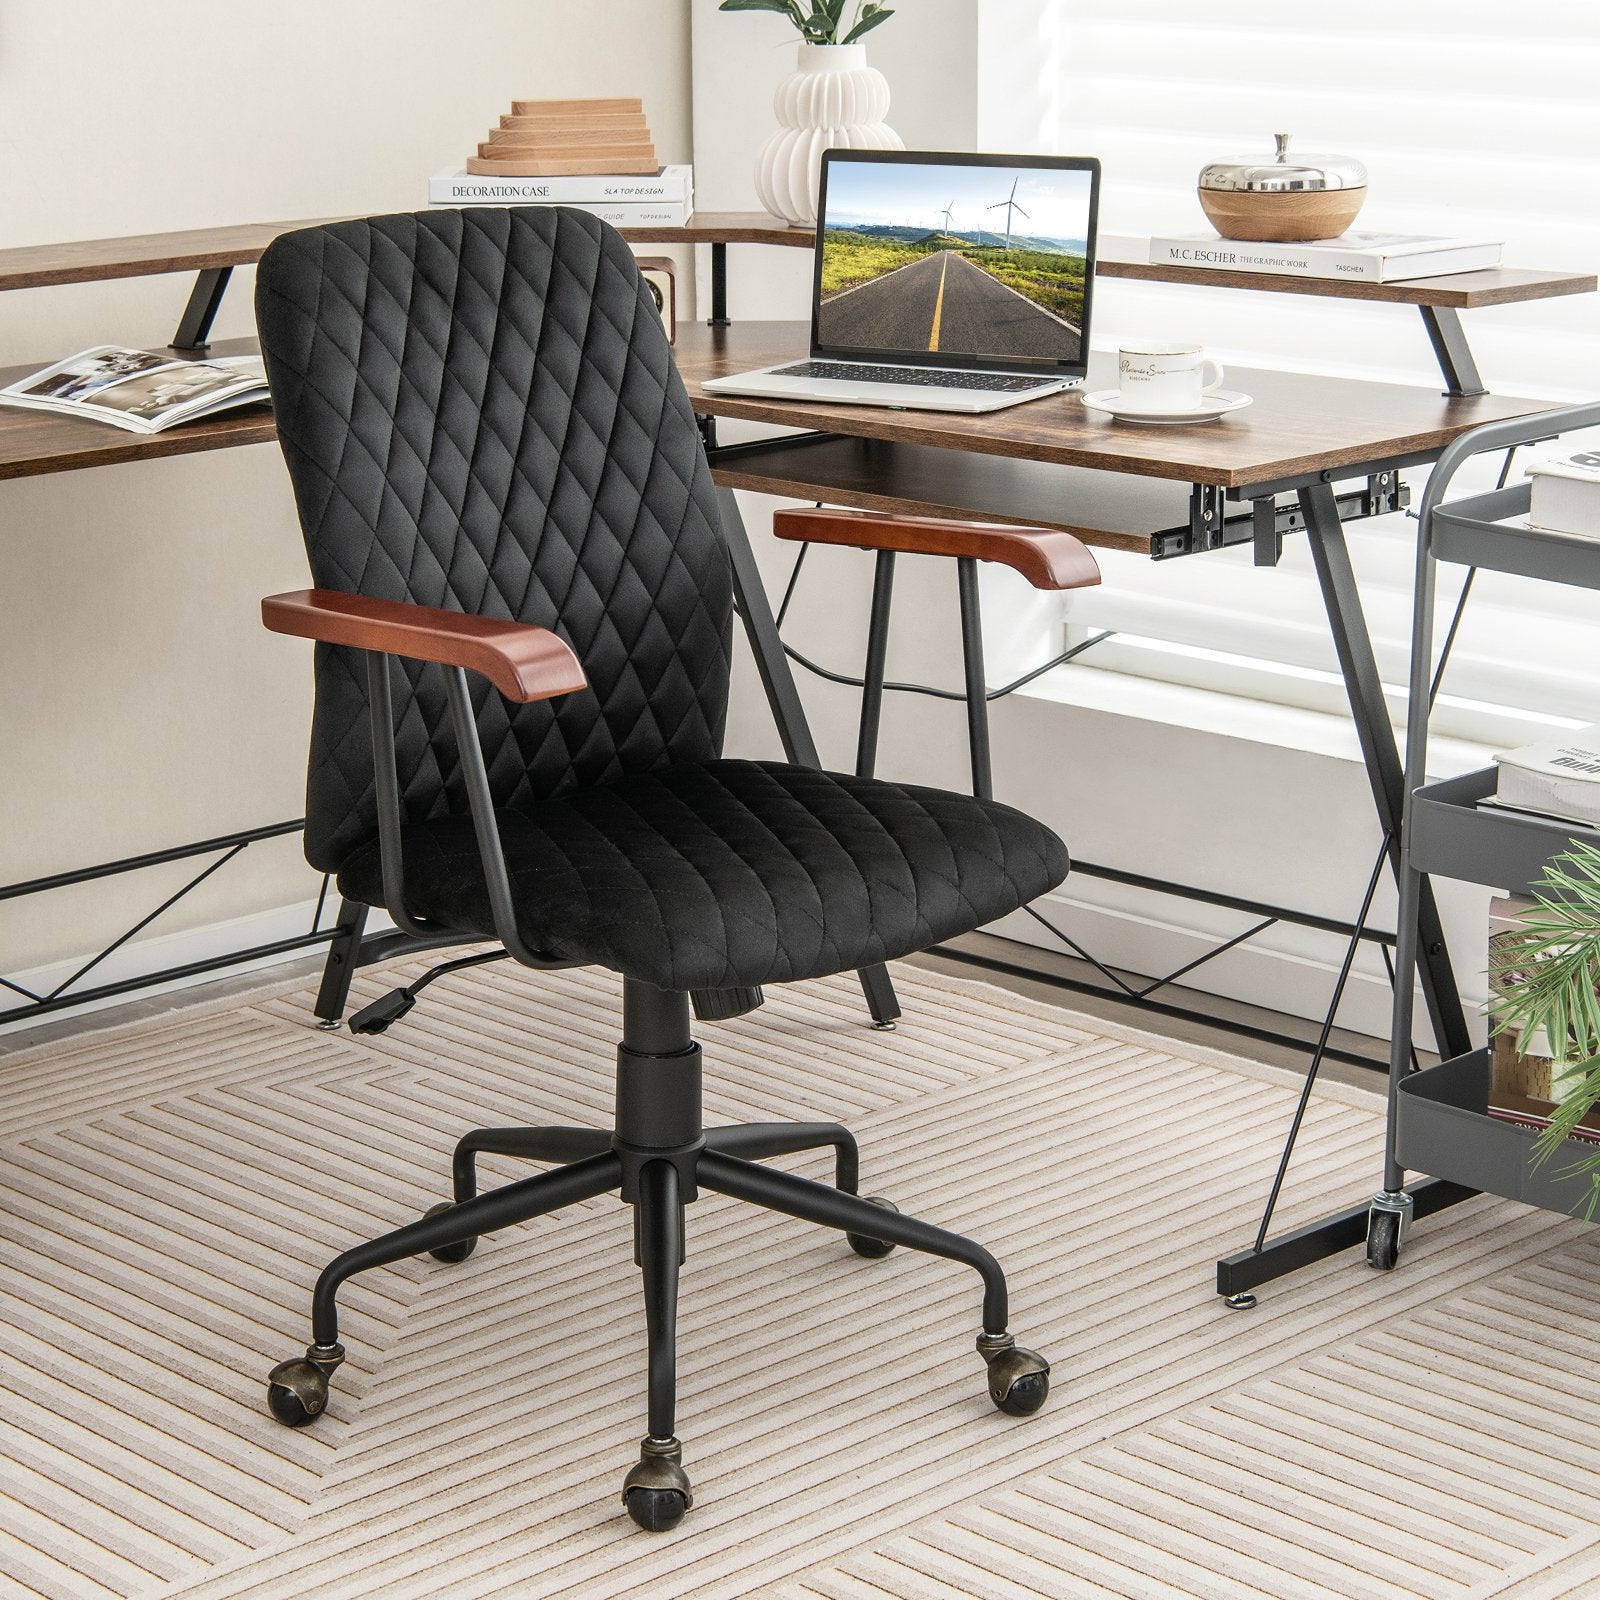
top-left (1366, 1208), bottom-right (1401, 1271)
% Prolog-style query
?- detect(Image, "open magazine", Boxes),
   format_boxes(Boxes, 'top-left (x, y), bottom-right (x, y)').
top-left (0, 345), bottom-right (270, 434)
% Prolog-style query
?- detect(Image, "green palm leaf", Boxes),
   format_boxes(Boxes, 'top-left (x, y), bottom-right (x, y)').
top-left (843, 5), bottom-right (894, 43)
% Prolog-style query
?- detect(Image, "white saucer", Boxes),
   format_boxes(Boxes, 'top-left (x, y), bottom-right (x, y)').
top-left (1081, 388), bottom-right (1253, 424)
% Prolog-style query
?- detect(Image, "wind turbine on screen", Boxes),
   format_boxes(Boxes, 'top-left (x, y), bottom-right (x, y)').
top-left (939, 201), bottom-right (957, 235)
top-left (986, 178), bottom-right (1029, 250)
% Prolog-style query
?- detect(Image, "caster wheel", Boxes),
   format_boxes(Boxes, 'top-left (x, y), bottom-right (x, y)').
top-left (621, 1438), bottom-right (693, 1532)
top-left (984, 1344), bottom-right (1051, 1417)
top-left (625, 1486), bottom-right (689, 1532)
top-left (266, 1358), bottom-right (330, 1427)
top-left (424, 1201), bottom-right (476, 1264)
top-left (847, 1195), bottom-right (898, 1259)
top-left (1366, 1208), bottom-right (1401, 1272)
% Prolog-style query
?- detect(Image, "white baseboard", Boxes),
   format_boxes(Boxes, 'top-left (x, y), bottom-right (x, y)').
top-left (984, 875), bottom-right (1478, 1048)
top-left (0, 897), bottom-right (371, 1037)
top-left (2, 870), bottom-right (1476, 1052)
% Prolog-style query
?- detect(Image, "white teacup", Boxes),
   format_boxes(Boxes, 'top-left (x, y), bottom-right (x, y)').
top-left (1118, 343), bottom-right (1224, 411)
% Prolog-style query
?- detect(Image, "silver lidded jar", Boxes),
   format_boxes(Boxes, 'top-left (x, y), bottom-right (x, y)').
top-left (1198, 134), bottom-right (1368, 242)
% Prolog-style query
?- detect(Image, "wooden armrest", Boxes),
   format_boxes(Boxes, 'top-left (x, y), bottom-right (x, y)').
top-left (771, 508), bottom-right (1101, 592)
top-left (261, 589), bottom-right (587, 704)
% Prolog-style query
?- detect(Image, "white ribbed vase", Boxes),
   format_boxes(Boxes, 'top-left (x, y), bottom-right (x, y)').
top-left (754, 43), bottom-right (902, 227)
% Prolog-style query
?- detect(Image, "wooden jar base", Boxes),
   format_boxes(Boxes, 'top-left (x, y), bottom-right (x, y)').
top-left (1199, 186), bottom-right (1366, 242)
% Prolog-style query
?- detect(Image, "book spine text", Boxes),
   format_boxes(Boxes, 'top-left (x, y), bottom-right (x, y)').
top-left (431, 171), bottom-right (691, 205)
top-left (1148, 238), bottom-right (1378, 280)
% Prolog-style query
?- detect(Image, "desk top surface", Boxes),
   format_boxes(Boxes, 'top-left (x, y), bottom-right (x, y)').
top-left (0, 322), bottom-right (1571, 498)
top-left (676, 322), bottom-right (1566, 492)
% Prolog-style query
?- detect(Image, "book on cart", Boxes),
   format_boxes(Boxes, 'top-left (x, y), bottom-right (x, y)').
top-left (0, 346), bottom-right (269, 434)
top-left (1485, 724), bottom-right (1600, 826)
top-left (1525, 448), bottom-right (1600, 540)
top-left (1486, 1093), bottom-right (1600, 1143)
top-left (428, 163), bottom-right (693, 213)
top-left (1147, 230), bottom-right (1503, 283)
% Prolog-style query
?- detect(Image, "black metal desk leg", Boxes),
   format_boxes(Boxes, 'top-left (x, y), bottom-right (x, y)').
top-left (717, 485), bottom-right (822, 768)
top-left (171, 266), bottom-right (233, 354)
top-left (956, 557), bottom-right (994, 802)
top-left (1300, 482), bottom-right (1470, 1059)
top-left (709, 243), bottom-right (730, 328)
top-left (856, 550), bottom-right (896, 779)
top-left (714, 486), bottom-right (901, 1027)
top-left (1419, 306), bottom-right (1487, 398)
top-left (1213, 482), bottom-right (1475, 1300)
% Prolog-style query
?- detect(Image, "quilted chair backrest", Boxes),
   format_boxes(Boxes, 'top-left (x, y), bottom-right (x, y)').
top-left (255, 209), bottom-right (732, 872)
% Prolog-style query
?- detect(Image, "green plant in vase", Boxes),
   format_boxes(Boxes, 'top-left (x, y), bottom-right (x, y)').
top-left (1489, 838), bottom-right (1600, 1216)
top-left (717, 0), bottom-right (896, 45)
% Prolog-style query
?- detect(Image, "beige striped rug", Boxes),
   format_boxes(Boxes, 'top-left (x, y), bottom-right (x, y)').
top-left (3, 956), bottom-right (1600, 1600)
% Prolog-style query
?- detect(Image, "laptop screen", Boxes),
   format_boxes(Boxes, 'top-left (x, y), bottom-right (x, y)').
top-left (811, 150), bottom-right (1100, 377)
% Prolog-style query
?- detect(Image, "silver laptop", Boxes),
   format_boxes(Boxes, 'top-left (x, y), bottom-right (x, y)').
top-left (705, 149), bottom-right (1101, 415)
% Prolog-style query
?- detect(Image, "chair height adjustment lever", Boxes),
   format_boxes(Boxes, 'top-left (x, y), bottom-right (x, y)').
top-left (345, 948), bottom-right (509, 1035)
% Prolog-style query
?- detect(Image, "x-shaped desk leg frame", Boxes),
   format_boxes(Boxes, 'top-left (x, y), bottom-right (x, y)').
top-left (716, 467), bottom-right (1483, 1286)
top-left (713, 472), bottom-right (1477, 1083)
top-left (1214, 481), bottom-right (1474, 1301)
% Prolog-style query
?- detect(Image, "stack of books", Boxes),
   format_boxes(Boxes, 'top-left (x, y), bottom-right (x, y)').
top-left (1146, 230), bottom-right (1503, 283)
top-left (431, 97), bottom-right (692, 227)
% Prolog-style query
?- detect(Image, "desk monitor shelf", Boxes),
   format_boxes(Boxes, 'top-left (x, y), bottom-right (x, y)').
top-left (1097, 252), bottom-right (1595, 400)
top-left (0, 213), bottom-right (811, 293)
top-left (1096, 253), bottom-right (1594, 310)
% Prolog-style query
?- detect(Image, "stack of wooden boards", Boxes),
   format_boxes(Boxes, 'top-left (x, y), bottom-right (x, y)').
top-left (465, 98), bottom-right (657, 178)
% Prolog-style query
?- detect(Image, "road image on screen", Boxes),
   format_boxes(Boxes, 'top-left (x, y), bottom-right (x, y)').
top-left (816, 161), bottom-right (1092, 363)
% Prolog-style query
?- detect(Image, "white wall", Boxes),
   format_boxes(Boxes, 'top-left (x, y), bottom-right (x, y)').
top-left (0, 0), bottom-right (692, 981)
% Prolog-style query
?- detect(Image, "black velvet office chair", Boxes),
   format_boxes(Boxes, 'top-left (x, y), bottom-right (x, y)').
top-left (252, 208), bottom-right (1082, 1530)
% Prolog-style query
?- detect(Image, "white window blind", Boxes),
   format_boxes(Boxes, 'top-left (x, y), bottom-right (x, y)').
top-left (985, 2), bottom-right (1600, 745)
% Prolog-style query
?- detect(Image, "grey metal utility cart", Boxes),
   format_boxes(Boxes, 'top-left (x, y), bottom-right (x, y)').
top-left (1372, 400), bottom-right (1600, 1266)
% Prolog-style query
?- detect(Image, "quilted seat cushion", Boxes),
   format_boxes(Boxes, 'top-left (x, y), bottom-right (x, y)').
top-left (336, 759), bottom-right (1068, 992)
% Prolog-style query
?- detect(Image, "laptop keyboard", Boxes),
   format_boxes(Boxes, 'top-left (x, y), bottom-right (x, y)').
top-left (769, 361), bottom-right (1051, 393)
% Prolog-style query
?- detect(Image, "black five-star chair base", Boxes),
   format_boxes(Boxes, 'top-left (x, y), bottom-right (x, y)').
top-left (265, 980), bottom-right (1050, 1531)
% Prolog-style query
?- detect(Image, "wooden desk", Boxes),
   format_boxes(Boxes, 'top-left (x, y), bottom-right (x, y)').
top-left (672, 320), bottom-right (1598, 1299)
top-left (673, 321), bottom-right (1561, 563)
top-left (0, 339), bottom-right (274, 481)
top-left (675, 318), bottom-right (1565, 1143)
top-left (675, 322), bottom-right (1549, 491)
top-left (0, 217), bottom-right (812, 1024)
top-left (0, 213), bottom-right (1588, 1037)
